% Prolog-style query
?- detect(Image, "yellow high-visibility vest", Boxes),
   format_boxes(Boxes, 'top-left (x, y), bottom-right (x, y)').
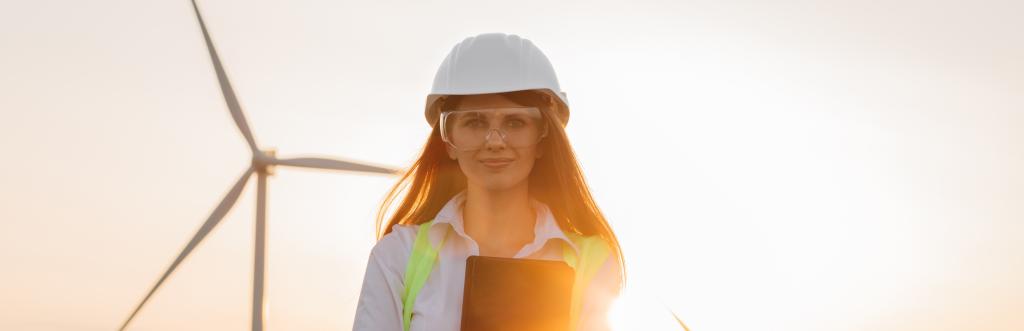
top-left (400, 220), bottom-right (610, 331)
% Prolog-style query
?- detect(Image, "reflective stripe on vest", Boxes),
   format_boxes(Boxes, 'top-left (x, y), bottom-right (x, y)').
top-left (399, 220), bottom-right (610, 331)
top-left (561, 233), bottom-right (611, 331)
top-left (401, 221), bottom-right (449, 331)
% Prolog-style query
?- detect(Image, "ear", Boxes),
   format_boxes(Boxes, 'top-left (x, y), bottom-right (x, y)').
top-left (446, 144), bottom-right (458, 160)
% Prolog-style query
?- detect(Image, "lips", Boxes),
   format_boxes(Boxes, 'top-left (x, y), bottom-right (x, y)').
top-left (480, 158), bottom-right (513, 169)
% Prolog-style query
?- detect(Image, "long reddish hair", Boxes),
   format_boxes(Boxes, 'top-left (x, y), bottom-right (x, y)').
top-left (375, 90), bottom-right (625, 287)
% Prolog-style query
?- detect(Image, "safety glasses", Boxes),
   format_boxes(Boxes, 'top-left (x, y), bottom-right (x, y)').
top-left (440, 107), bottom-right (549, 151)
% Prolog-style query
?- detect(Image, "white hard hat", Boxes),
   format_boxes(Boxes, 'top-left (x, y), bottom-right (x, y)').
top-left (424, 32), bottom-right (570, 127)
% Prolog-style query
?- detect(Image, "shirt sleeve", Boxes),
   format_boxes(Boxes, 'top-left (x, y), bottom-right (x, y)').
top-left (575, 253), bottom-right (624, 331)
top-left (352, 227), bottom-right (413, 331)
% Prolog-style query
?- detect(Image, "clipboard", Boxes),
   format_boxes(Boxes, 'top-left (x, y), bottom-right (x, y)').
top-left (460, 255), bottom-right (574, 331)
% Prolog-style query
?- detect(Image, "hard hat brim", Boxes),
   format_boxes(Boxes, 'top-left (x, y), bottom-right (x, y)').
top-left (424, 89), bottom-right (569, 128)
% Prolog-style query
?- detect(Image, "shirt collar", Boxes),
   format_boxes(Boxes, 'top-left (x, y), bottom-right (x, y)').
top-left (431, 190), bottom-right (580, 257)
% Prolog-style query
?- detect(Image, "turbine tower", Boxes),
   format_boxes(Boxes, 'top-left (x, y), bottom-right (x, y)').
top-left (118, 1), bottom-right (400, 330)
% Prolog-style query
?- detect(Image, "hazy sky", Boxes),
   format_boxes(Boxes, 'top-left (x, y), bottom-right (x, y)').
top-left (1, 0), bottom-right (1021, 330)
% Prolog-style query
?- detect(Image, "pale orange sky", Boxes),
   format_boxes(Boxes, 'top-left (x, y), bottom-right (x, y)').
top-left (1, 0), bottom-right (1021, 330)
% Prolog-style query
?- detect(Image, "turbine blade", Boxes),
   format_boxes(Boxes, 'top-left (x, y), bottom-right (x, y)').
top-left (273, 156), bottom-right (400, 175)
top-left (668, 307), bottom-right (691, 331)
top-left (188, 0), bottom-right (259, 153)
top-left (118, 167), bottom-right (255, 331)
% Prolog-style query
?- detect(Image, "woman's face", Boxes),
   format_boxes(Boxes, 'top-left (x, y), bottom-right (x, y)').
top-left (445, 93), bottom-right (543, 192)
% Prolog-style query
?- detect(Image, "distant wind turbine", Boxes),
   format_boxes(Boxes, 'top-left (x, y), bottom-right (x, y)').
top-left (117, 1), bottom-right (401, 330)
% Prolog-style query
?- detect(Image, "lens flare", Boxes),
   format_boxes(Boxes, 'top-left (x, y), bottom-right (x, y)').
top-left (608, 287), bottom-right (686, 331)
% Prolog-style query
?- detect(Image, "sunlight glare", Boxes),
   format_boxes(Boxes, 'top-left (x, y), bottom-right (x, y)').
top-left (608, 287), bottom-right (684, 331)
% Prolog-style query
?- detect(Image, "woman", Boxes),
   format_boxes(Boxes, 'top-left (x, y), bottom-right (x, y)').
top-left (353, 32), bottom-right (625, 331)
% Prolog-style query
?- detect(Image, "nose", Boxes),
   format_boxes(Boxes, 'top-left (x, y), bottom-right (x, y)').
top-left (483, 129), bottom-right (508, 151)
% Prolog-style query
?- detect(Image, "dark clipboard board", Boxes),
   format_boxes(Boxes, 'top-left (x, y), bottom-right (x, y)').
top-left (460, 255), bottom-right (574, 331)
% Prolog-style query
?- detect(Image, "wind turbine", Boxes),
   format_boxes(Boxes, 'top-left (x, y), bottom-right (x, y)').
top-left (118, 1), bottom-right (400, 330)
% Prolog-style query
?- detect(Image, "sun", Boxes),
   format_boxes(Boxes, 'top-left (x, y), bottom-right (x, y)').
top-left (607, 287), bottom-right (687, 331)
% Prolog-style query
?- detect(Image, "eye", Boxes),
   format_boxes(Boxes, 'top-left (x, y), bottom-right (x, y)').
top-left (506, 118), bottom-right (526, 128)
top-left (463, 118), bottom-right (486, 128)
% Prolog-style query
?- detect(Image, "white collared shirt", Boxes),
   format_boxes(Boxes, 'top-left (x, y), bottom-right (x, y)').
top-left (353, 190), bottom-right (622, 331)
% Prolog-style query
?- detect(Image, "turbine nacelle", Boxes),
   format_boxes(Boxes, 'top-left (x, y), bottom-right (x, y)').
top-left (253, 149), bottom-right (276, 175)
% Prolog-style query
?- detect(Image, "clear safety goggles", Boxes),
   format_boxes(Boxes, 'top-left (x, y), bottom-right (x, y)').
top-left (439, 106), bottom-right (549, 151)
